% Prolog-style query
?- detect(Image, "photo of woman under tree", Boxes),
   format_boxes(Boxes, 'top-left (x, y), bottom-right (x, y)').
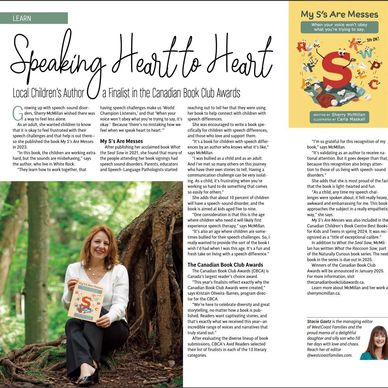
top-left (0, 181), bottom-right (183, 387)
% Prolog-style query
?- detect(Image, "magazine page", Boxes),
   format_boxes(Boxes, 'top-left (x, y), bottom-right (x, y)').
top-left (0, 1), bottom-right (387, 387)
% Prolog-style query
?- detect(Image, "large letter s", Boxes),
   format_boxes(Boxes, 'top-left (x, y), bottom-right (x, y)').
top-left (322, 52), bottom-right (352, 89)
top-left (81, 296), bottom-right (91, 308)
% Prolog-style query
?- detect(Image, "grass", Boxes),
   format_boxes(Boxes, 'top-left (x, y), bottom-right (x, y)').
top-left (24, 368), bottom-right (48, 381)
top-left (157, 375), bottom-right (183, 388)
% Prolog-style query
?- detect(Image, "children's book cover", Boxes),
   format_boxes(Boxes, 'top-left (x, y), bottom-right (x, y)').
top-left (289, 2), bottom-right (387, 127)
top-left (68, 281), bottom-right (104, 322)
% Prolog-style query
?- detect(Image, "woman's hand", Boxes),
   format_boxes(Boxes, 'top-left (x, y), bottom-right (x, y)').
top-left (67, 278), bottom-right (79, 292)
top-left (96, 315), bottom-right (111, 328)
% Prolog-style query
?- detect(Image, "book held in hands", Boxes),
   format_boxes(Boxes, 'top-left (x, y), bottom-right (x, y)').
top-left (68, 281), bottom-right (104, 322)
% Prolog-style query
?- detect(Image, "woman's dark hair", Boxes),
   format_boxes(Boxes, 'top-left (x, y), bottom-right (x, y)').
top-left (366, 326), bottom-right (388, 359)
top-left (80, 225), bottom-right (119, 270)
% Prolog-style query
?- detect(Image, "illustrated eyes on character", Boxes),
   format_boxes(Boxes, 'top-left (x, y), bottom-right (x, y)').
top-left (337, 49), bottom-right (347, 57)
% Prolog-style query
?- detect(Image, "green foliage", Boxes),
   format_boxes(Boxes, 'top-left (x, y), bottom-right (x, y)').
top-left (0, 202), bottom-right (16, 219)
top-left (0, 305), bottom-right (24, 354)
top-left (149, 182), bottom-right (175, 204)
top-left (157, 376), bottom-right (183, 388)
top-left (24, 369), bottom-right (47, 381)
top-left (3, 223), bottom-right (28, 316)
top-left (32, 346), bottom-right (66, 368)
top-left (0, 183), bottom-right (10, 208)
top-left (0, 181), bottom-right (152, 355)
top-left (101, 353), bottom-right (118, 371)
top-left (0, 183), bottom-right (25, 237)
top-left (172, 376), bottom-right (183, 387)
top-left (0, 364), bottom-right (6, 379)
top-left (48, 300), bottom-right (68, 339)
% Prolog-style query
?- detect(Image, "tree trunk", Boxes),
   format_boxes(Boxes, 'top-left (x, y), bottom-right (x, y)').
top-left (152, 211), bottom-right (172, 357)
top-left (134, 249), bottom-right (148, 339)
top-left (0, 182), bottom-right (27, 297)
top-left (25, 182), bottom-right (49, 344)
top-left (15, 292), bottom-right (22, 315)
top-left (117, 182), bottom-right (183, 359)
